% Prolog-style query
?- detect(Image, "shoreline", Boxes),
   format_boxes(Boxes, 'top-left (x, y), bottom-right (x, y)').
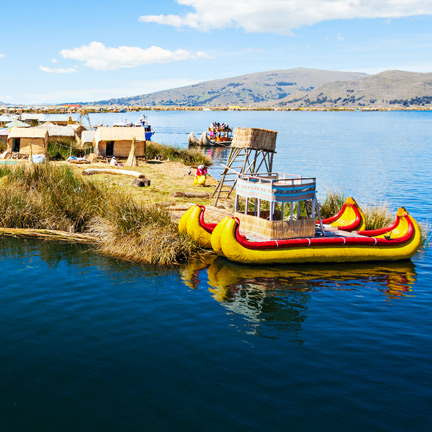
top-left (2, 106), bottom-right (432, 115)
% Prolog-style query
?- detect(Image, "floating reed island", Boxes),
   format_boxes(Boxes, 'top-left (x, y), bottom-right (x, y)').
top-left (0, 121), bottom-right (429, 267)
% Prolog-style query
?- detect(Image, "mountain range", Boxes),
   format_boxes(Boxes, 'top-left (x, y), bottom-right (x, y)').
top-left (88, 68), bottom-right (367, 107)
top-left (82, 68), bottom-right (432, 109)
top-left (278, 70), bottom-right (432, 108)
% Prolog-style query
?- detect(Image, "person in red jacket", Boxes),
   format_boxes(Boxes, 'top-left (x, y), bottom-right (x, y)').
top-left (194, 164), bottom-right (208, 186)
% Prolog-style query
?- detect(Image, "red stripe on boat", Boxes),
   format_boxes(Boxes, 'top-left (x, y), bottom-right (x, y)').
top-left (357, 218), bottom-right (400, 237)
top-left (235, 216), bottom-right (414, 250)
top-left (197, 205), bottom-right (217, 234)
top-left (337, 204), bottom-right (362, 231)
top-left (321, 204), bottom-right (346, 224)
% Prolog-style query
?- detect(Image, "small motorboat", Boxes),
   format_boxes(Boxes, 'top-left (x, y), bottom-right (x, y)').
top-left (113, 114), bottom-right (155, 140)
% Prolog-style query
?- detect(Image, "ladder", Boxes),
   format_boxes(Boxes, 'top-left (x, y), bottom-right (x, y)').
top-left (212, 146), bottom-right (275, 206)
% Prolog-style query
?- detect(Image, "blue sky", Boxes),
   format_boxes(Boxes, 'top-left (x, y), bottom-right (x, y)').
top-left (1, 0), bottom-right (431, 105)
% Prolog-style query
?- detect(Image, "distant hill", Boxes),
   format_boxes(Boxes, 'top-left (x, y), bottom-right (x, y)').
top-left (86, 68), bottom-right (368, 107)
top-left (278, 70), bottom-right (432, 108)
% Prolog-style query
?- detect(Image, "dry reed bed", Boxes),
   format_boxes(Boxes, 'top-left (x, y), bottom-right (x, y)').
top-left (0, 164), bottom-right (198, 265)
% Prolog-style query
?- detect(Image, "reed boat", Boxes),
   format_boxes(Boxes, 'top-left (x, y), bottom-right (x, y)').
top-left (210, 207), bottom-right (421, 265)
top-left (178, 205), bottom-right (216, 249)
top-left (188, 124), bottom-right (233, 147)
top-left (187, 132), bottom-right (201, 146)
top-left (178, 197), bottom-right (365, 249)
top-left (179, 171), bottom-right (421, 264)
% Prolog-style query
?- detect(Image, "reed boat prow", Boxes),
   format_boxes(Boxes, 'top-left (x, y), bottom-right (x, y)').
top-left (321, 197), bottom-right (366, 231)
top-left (178, 205), bottom-right (215, 249)
top-left (187, 132), bottom-right (201, 146)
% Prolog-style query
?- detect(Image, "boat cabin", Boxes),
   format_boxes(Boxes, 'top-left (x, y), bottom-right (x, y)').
top-left (234, 172), bottom-right (325, 240)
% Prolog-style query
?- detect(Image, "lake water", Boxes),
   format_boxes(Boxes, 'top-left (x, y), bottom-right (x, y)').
top-left (1, 111), bottom-right (432, 431)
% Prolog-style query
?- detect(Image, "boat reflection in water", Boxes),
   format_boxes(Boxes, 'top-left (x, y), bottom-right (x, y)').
top-left (180, 256), bottom-right (417, 337)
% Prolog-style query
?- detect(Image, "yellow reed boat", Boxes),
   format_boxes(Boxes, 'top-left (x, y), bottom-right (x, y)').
top-left (210, 207), bottom-right (421, 265)
top-left (178, 196), bottom-right (365, 249)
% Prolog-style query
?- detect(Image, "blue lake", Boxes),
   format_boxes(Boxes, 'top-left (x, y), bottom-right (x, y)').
top-left (1, 111), bottom-right (432, 431)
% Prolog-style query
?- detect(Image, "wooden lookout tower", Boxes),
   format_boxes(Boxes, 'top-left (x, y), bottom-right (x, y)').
top-left (212, 127), bottom-right (277, 206)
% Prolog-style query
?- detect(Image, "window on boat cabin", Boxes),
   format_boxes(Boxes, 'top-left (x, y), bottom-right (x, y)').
top-left (106, 141), bottom-right (114, 157)
top-left (12, 138), bottom-right (20, 152)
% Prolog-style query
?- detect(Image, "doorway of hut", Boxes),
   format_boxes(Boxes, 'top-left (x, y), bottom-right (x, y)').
top-left (12, 138), bottom-right (20, 153)
top-left (106, 141), bottom-right (114, 157)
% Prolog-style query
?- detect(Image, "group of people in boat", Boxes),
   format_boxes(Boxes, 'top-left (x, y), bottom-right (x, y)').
top-left (208, 122), bottom-right (232, 143)
top-left (209, 122), bottom-right (231, 132)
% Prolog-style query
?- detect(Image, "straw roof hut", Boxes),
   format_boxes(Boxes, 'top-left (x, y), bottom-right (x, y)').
top-left (6, 119), bottom-right (30, 128)
top-left (41, 114), bottom-right (73, 126)
top-left (0, 114), bottom-right (14, 127)
top-left (81, 130), bottom-right (96, 147)
top-left (21, 113), bottom-right (46, 126)
top-left (0, 128), bottom-right (8, 144)
top-left (94, 127), bottom-right (147, 158)
top-left (39, 123), bottom-right (75, 138)
top-left (38, 123), bottom-right (88, 147)
top-left (7, 128), bottom-right (49, 155)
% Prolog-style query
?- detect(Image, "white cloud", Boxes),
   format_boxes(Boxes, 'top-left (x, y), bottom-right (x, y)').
top-left (0, 54), bottom-right (5, 58)
top-left (337, 33), bottom-right (344, 41)
top-left (51, 58), bottom-right (58, 63)
top-left (139, 0), bottom-right (432, 34)
top-left (244, 47), bottom-right (266, 53)
top-left (39, 66), bottom-right (77, 74)
top-left (60, 41), bottom-right (209, 71)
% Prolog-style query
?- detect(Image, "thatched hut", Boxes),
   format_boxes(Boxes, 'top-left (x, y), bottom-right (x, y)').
top-left (41, 114), bottom-right (72, 126)
top-left (21, 113), bottom-right (46, 126)
top-left (39, 123), bottom-right (76, 145)
top-left (94, 127), bottom-right (147, 158)
top-left (7, 128), bottom-right (49, 155)
top-left (0, 128), bottom-right (9, 144)
top-left (81, 130), bottom-right (96, 149)
top-left (0, 114), bottom-right (14, 127)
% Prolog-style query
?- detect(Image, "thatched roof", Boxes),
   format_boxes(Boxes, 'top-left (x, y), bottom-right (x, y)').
top-left (42, 114), bottom-right (72, 123)
top-left (6, 120), bottom-right (30, 128)
top-left (8, 128), bottom-right (49, 140)
top-left (94, 127), bottom-right (147, 145)
top-left (21, 113), bottom-right (46, 121)
top-left (81, 130), bottom-right (96, 145)
top-left (38, 123), bottom-right (75, 137)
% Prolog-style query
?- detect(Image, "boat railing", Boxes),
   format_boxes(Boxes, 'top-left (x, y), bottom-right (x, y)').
top-left (237, 173), bottom-right (316, 192)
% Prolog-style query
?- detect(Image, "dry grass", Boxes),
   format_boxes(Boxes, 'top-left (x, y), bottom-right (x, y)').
top-left (0, 163), bottom-right (199, 265)
top-left (362, 203), bottom-right (393, 230)
top-left (146, 141), bottom-right (211, 166)
top-left (319, 189), bottom-right (345, 219)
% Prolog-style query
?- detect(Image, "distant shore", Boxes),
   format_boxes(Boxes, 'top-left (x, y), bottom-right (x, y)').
top-left (1, 105), bottom-right (431, 115)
